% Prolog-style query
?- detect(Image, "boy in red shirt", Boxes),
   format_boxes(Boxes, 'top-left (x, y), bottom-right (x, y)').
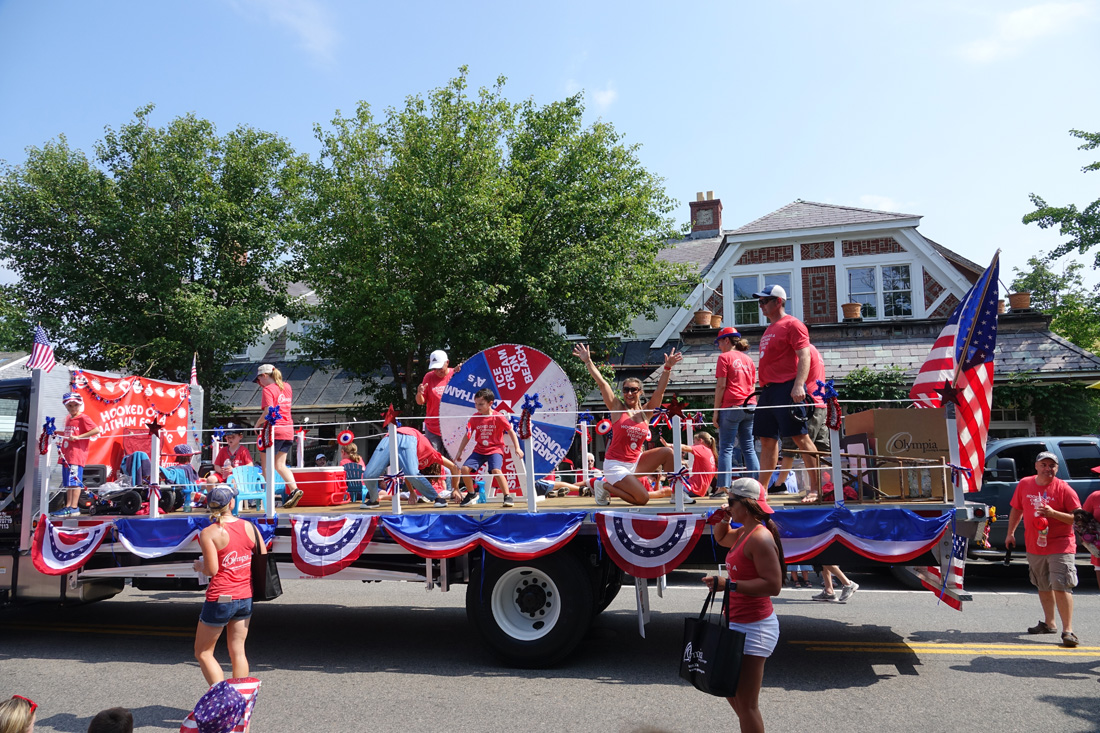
top-left (455, 388), bottom-right (524, 508)
top-left (54, 393), bottom-right (102, 517)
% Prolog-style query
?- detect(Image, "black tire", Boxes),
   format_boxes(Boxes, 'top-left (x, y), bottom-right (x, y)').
top-left (119, 491), bottom-right (141, 516)
top-left (593, 565), bottom-right (624, 615)
top-left (157, 489), bottom-right (175, 513)
top-left (466, 552), bottom-right (594, 668)
top-left (172, 489), bottom-right (186, 512)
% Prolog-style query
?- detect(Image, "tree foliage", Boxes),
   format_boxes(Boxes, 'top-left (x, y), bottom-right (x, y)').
top-left (840, 365), bottom-right (910, 415)
top-left (1009, 253), bottom-right (1100, 351)
top-left (295, 70), bottom-right (693, 414)
top-left (0, 285), bottom-right (31, 352)
top-left (0, 107), bottom-right (308, 411)
top-left (1024, 129), bottom-right (1100, 267)
top-left (993, 372), bottom-right (1100, 436)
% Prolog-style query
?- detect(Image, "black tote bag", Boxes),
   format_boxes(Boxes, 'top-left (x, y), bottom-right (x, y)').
top-left (248, 520), bottom-right (283, 602)
top-left (679, 582), bottom-right (746, 696)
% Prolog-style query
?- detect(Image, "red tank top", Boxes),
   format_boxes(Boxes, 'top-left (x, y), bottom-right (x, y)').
top-left (725, 525), bottom-right (775, 623)
top-left (205, 520), bottom-right (257, 601)
top-left (604, 411), bottom-right (652, 464)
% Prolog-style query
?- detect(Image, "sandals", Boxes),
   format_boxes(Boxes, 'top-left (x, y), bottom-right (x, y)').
top-left (1062, 632), bottom-right (1080, 648)
top-left (1028, 621), bottom-right (1057, 635)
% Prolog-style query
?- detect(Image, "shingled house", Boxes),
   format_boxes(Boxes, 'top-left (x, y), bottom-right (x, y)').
top-left (618, 195), bottom-right (1100, 439)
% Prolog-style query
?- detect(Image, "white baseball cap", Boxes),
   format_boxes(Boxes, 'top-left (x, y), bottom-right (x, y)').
top-left (428, 350), bottom-right (448, 369)
top-left (752, 284), bottom-right (787, 301)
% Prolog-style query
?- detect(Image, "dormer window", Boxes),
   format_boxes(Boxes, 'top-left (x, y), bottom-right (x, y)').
top-left (847, 264), bottom-right (912, 320)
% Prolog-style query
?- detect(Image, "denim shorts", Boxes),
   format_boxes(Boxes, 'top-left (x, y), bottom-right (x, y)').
top-left (199, 597), bottom-right (253, 627)
top-left (272, 439), bottom-right (294, 454)
top-left (464, 452), bottom-right (503, 472)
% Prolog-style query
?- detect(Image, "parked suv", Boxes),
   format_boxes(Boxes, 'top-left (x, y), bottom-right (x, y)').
top-left (970, 436), bottom-right (1100, 559)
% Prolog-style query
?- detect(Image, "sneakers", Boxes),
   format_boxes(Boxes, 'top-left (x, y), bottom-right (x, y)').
top-left (362, 499), bottom-right (380, 508)
top-left (812, 590), bottom-right (837, 602)
top-left (282, 489), bottom-right (304, 509)
top-left (433, 499), bottom-right (449, 508)
top-left (838, 582), bottom-right (859, 602)
top-left (51, 507), bottom-right (76, 517)
top-left (460, 492), bottom-right (479, 507)
top-left (591, 478), bottom-right (610, 506)
top-left (502, 495), bottom-right (515, 508)
top-left (1028, 620), bottom-right (1058, 634)
top-left (670, 492), bottom-right (697, 505)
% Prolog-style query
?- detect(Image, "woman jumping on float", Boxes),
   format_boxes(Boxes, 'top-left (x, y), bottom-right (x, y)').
top-left (573, 343), bottom-right (683, 506)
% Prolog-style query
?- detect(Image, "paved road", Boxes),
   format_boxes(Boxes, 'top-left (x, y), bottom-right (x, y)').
top-left (2, 567), bottom-right (1099, 733)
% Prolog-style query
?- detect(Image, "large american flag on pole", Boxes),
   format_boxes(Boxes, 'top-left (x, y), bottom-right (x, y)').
top-left (26, 325), bottom-right (57, 373)
top-left (909, 254), bottom-right (999, 492)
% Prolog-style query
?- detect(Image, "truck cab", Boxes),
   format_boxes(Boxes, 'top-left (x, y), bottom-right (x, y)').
top-left (971, 436), bottom-right (1100, 555)
top-left (0, 378), bottom-right (31, 546)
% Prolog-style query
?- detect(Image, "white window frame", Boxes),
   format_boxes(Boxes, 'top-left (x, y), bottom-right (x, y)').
top-left (844, 263), bottom-right (913, 321)
top-left (728, 271), bottom-right (795, 327)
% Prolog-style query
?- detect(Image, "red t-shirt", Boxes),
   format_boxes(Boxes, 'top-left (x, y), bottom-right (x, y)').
top-left (205, 519), bottom-right (257, 601)
top-left (466, 412), bottom-right (510, 456)
top-left (421, 368), bottom-right (454, 436)
top-left (339, 456), bottom-right (366, 468)
top-left (398, 426), bottom-right (444, 469)
top-left (725, 526), bottom-right (774, 623)
top-left (604, 412), bottom-right (652, 464)
top-left (757, 315), bottom-right (810, 385)
top-left (61, 413), bottom-right (98, 467)
top-left (261, 382), bottom-right (294, 440)
top-left (1010, 476), bottom-right (1081, 555)
top-left (1082, 491), bottom-right (1100, 566)
top-left (688, 444), bottom-right (716, 496)
top-left (805, 346), bottom-right (826, 407)
top-left (716, 350), bottom-right (757, 408)
top-left (215, 445), bottom-right (253, 471)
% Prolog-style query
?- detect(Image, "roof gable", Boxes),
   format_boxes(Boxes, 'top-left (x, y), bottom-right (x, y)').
top-left (728, 200), bottom-right (921, 236)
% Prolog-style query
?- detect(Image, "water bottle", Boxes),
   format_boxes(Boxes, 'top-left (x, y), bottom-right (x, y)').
top-left (477, 479), bottom-right (486, 504)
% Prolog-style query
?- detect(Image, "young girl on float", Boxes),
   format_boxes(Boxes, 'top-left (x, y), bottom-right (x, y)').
top-left (572, 343), bottom-right (683, 506)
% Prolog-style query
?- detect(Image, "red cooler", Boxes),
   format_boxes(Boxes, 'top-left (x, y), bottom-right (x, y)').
top-left (292, 467), bottom-right (350, 507)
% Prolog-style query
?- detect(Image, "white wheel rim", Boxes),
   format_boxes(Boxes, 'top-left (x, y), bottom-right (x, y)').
top-left (489, 566), bottom-right (561, 642)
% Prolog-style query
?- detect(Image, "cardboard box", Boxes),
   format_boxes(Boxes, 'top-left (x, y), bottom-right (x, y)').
top-left (844, 408), bottom-right (950, 499)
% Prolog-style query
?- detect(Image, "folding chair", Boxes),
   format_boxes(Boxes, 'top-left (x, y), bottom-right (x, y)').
top-left (344, 462), bottom-right (367, 503)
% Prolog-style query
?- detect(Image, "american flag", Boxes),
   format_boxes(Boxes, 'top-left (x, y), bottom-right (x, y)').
top-left (909, 255), bottom-right (999, 492)
top-left (26, 325), bottom-right (57, 373)
top-left (921, 531), bottom-right (968, 611)
top-left (190, 352), bottom-right (198, 386)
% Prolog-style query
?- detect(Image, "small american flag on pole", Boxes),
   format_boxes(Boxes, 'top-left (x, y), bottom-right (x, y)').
top-left (190, 352), bottom-right (198, 386)
top-left (921, 531), bottom-right (968, 611)
top-left (909, 253), bottom-right (999, 492)
top-left (26, 325), bottom-right (57, 373)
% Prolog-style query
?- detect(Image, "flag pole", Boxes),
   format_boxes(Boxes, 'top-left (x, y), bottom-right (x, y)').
top-left (949, 250), bottom-right (1000, 390)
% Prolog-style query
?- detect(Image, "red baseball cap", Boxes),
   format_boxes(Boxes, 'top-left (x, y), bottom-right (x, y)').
top-left (713, 327), bottom-right (741, 345)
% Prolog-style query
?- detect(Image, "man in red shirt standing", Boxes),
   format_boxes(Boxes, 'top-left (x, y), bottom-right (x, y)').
top-left (1006, 451), bottom-right (1081, 647)
top-left (752, 285), bottom-right (820, 502)
top-left (417, 349), bottom-right (454, 458)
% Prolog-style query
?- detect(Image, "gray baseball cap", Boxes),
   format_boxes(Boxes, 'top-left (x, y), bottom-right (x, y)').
top-left (1035, 451), bottom-right (1058, 465)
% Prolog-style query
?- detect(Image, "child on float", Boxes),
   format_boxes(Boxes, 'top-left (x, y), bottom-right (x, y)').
top-left (53, 393), bottom-right (102, 517)
top-left (213, 423), bottom-right (253, 482)
top-left (455, 388), bottom-right (524, 508)
top-left (573, 343), bottom-right (683, 506)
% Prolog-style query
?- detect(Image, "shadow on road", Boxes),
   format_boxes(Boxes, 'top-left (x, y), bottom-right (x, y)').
top-left (951, 656), bottom-right (1100, 682)
top-left (1036, 694), bottom-right (1100, 733)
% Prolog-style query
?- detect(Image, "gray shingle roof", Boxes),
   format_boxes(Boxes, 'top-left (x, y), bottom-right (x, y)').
top-left (0, 351), bottom-right (28, 372)
top-left (642, 329), bottom-right (1100, 390)
top-left (657, 235), bottom-right (722, 275)
top-left (219, 359), bottom-right (393, 414)
top-left (728, 200), bottom-right (921, 236)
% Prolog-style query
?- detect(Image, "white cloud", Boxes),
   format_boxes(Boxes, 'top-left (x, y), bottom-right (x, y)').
top-left (960, 2), bottom-right (1093, 63)
top-left (230, 0), bottom-right (339, 66)
top-left (857, 195), bottom-right (912, 213)
top-left (590, 83), bottom-right (618, 111)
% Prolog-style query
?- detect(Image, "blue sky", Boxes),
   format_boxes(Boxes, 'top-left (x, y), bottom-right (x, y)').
top-left (1, 0), bottom-right (1098, 288)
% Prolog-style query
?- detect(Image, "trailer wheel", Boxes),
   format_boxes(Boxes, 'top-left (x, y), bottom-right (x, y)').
top-left (594, 566), bottom-right (623, 615)
top-left (466, 552), bottom-right (594, 668)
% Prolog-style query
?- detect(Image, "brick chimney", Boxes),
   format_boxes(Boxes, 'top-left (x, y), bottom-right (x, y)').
top-left (688, 191), bottom-right (722, 236)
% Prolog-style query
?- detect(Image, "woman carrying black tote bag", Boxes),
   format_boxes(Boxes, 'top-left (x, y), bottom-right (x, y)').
top-left (248, 520), bottom-right (282, 601)
top-left (697, 479), bottom-right (785, 733)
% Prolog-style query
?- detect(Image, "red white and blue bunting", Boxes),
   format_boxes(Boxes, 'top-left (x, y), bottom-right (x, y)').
top-left (289, 515), bottom-right (379, 576)
top-left (774, 507), bottom-right (951, 563)
top-left (380, 512), bottom-right (587, 560)
top-left (594, 511), bottom-right (705, 579)
top-left (32, 517), bottom-right (111, 575)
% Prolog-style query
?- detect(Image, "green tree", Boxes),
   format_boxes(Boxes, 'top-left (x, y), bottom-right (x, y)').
top-left (1024, 129), bottom-right (1100, 266)
top-left (994, 373), bottom-right (1100, 436)
top-left (0, 284), bottom-right (32, 352)
top-left (1009, 254), bottom-right (1100, 351)
top-left (840, 365), bottom-right (910, 414)
top-left (0, 106), bottom-right (308, 411)
top-left (295, 70), bottom-right (693, 414)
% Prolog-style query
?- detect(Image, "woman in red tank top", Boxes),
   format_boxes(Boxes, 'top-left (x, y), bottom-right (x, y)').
top-left (704, 478), bottom-right (784, 733)
top-left (192, 486), bottom-right (268, 686)
top-left (573, 343), bottom-right (683, 506)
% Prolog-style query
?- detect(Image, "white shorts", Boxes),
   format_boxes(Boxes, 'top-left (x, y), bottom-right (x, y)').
top-left (730, 612), bottom-right (779, 657)
top-left (602, 459), bottom-right (638, 487)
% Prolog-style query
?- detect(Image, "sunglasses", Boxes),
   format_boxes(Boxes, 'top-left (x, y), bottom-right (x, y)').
top-left (757, 297), bottom-right (777, 305)
top-left (11, 696), bottom-right (37, 714)
top-left (622, 387), bottom-right (641, 394)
